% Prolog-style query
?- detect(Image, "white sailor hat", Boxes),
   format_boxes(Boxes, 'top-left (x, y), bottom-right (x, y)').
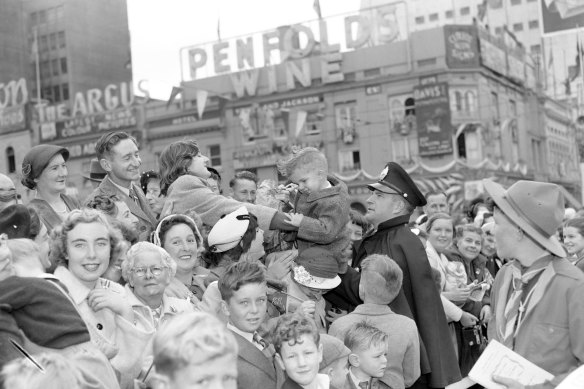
top-left (207, 206), bottom-right (250, 253)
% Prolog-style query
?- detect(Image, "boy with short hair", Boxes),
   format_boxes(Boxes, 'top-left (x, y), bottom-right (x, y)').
top-left (219, 262), bottom-right (280, 389)
top-left (273, 313), bottom-right (330, 389)
top-left (329, 254), bottom-right (420, 389)
top-left (277, 147), bottom-right (350, 258)
top-left (344, 322), bottom-right (389, 389)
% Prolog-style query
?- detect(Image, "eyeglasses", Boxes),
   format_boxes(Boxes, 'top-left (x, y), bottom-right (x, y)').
top-left (132, 265), bottom-right (167, 278)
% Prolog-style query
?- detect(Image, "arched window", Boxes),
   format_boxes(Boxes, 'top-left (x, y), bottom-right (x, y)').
top-left (6, 147), bottom-right (15, 173)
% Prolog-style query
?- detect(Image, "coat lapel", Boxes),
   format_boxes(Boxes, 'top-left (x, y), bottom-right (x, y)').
top-left (99, 177), bottom-right (154, 225)
top-left (231, 331), bottom-right (276, 380)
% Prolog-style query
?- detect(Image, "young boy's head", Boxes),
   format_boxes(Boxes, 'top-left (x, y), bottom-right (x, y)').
top-left (358, 254), bottom-right (403, 305)
top-left (345, 321), bottom-right (389, 381)
top-left (219, 261), bottom-right (267, 333)
top-left (153, 312), bottom-right (238, 389)
top-left (319, 334), bottom-right (351, 388)
top-left (277, 147), bottom-right (328, 195)
top-left (273, 313), bottom-right (323, 386)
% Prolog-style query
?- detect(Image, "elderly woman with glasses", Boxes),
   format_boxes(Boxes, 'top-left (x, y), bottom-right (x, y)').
top-left (122, 242), bottom-right (196, 329)
top-left (121, 242), bottom-right (196, 379)
top-left (51, 208), bottom-right (154, 389)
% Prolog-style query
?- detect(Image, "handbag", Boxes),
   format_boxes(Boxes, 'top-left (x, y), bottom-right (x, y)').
top-left (461, 324), bottom-right (487, 350)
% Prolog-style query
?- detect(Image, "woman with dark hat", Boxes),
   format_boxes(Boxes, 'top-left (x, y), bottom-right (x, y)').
top-left (22, 144), bottom-right (80, 232)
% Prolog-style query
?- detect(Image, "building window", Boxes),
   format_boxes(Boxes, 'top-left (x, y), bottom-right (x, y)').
top-left (51, 59), bottom-right (59, 76)
top-left (40, 35), bottom-right (48, 52)
top-left (304, 109), bottom-right (323, 135)
top-left (415, 16), bottom-right (424, 25)
top-left (531, 44), bottom-right (541, 53)
top-left (208, 145), bottom-right (221, 167)
top-left (30, 12), bottom-right (38, 26)
top-left (62, 84), bottom-right (69, 100)
top-left (491, 92), bottom-right (500, 123)
top-left (47, 7), bottom-right (56, 23)
top-left (511, 0), bottom-right (521, 4)
top-left (49, 33), bottom-right (57, 50)
top-left (335, 102), bottom-right (357, 144)
top-left (38, 10), bottom-right (46, 24)
top-left (42, 86), bottom-right (53, 102)
top-left (56, 5), bottom-right (64, 20)
top-left (60, 57), bottom-right (67, 74)
top-left (457, 126), bottom-right (482, 164)
top-left (460, 7), bottom-right (470, 16)
top-left (494, 26), bottom-right (503, 35)
top-left (445, 10), bottom-right (453, 19)
top-left (528, 20), bottom-right (539, 29)
top-left (513, 23), bottom-right (523, 32)
top-left (6, 147), bottom-right (15, 174)
top-left (429, 13), bottom-right (439, 22)
top-left (509, 99), bottom-right (517, 117)
top-left (339, 150), bottom-right (361, 172)
top-left (53, 85), bottom-right (61, 102)
top-left (58, 31), bottom-right (66, 48)
top-left (531, 139), bottom-right (542, 171)
top-left (40, 60), bottom-right (50, 78)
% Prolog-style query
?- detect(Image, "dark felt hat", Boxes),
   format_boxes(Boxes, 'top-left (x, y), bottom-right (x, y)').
top-left (22, 144), bottom-right (69, 180)
top-left (367, 162), bottom-right (427, 207)
top-left (0, 204), bottom-right (31, 239)
top-left (82, 158), bottom-right (107, 182)
top-left (293, 247), bottom-right (341, 290)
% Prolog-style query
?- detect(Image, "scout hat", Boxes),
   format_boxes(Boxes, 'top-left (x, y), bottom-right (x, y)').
top-left (0, 204), bottom-right (31, 239)
top-left (83, 158), bottom-right (107, 182)
top-left (483, 179), bottom-right (566, 257)
top-left (207, 207), bottom-right (250, 253)
top-left (293, 246), bottom-right (341, 290)
top-left (368, 162), bottom-right (426, 207)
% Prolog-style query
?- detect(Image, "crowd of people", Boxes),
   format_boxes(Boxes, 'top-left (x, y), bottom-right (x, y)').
top-left (0, 130), bottom-right (583, 389)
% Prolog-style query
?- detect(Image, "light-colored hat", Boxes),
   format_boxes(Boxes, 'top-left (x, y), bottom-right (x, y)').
top-left (293, 247), bottom-right (341, 290)
top-left (207, 207), bottom-right (250, 253)
top-left (483, 179), bottom-right (566, 257)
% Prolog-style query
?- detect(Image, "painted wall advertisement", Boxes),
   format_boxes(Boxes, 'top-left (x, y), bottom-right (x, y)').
top-left (0, 78), bottom-right (28, 134)
top-left (444, 25), bottom-right (480, 69)
top-left (413, 82), bottom-right (453, 157)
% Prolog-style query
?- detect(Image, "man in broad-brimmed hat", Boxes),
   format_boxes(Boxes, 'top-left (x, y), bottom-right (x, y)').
top-left (484, 179), bottom-right (584, 389)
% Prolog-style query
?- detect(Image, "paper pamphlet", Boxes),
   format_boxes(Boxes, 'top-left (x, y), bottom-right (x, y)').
top-left (469, 283), bottom-right (489, 302)
top-left (556, 365), bottom-right (584, 389)
top-left (468, 340), bottom-right (554, 389)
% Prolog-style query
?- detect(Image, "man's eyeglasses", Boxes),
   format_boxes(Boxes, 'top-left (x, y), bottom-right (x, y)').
top-left (132, 265), bottom-right (167, 278)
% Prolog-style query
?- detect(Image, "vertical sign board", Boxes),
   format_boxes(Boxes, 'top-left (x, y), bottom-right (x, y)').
top-left (540, 0), bottom-right (584, 35)
top-left (444, 25), bottom-right (481, 69)
top-left (414, 82), bottom-right (453, 157)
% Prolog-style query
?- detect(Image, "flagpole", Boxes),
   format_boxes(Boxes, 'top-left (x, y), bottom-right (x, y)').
top-left (578, 29), bottom-right (584, 115)
top-left (34, 28), bottom-right (41, 111)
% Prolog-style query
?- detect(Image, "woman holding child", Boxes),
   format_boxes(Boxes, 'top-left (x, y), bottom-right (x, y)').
top-left (51, 208), bottom-right (154, 388)
top-left (158, 139), bottom-right (295, 232)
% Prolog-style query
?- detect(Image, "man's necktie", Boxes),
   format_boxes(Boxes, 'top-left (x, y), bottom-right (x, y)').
top-left (253, 332), bottom-right (268, 350)
top-left (359, 381), bottom-right (369, 389)
top-left (128, 187), bottom-right (139, 205)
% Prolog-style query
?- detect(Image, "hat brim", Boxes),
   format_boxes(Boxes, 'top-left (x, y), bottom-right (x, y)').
top-left (367, 182), bottom-right (398, 194)
top-left (296, 275), bottom-right (341, 290)
top-left (82, 175), bottom-right (103, 183)
top-left (483, 179), bottom-right (566, 258)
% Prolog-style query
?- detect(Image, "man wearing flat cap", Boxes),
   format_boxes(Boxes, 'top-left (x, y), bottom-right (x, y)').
top-left (484, 180), bottom-right (584, 389)
top-left (326, 162), bottom-right (460, 389)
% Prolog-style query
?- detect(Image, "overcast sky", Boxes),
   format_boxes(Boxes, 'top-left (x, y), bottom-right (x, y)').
top-left (127, 0), bottom-right (360, 99)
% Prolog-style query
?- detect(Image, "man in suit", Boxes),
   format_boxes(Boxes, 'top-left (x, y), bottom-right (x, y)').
top-left (86, 131), bottom-right (157, 241)
top-left (219, 262), bottom-right (282, 389)
top-left (484, 180), bottom-right (584, 389)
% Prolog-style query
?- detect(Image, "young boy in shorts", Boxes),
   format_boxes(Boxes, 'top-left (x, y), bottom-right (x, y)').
top-left (277, 147), bottom-right (350, 259)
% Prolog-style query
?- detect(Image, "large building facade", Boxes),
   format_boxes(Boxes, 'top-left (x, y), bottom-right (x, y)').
top-left (0, 0), bottom-right (132, 200)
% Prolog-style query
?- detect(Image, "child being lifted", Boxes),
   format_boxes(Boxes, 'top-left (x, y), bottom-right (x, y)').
top-left (277, 147), bottom-right (350, 260)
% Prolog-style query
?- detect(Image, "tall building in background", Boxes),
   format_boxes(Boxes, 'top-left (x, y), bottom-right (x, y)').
top-left (0, 0), bottom-right (132, 199)
top-left (24, 0), bottom-right (132, 103)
